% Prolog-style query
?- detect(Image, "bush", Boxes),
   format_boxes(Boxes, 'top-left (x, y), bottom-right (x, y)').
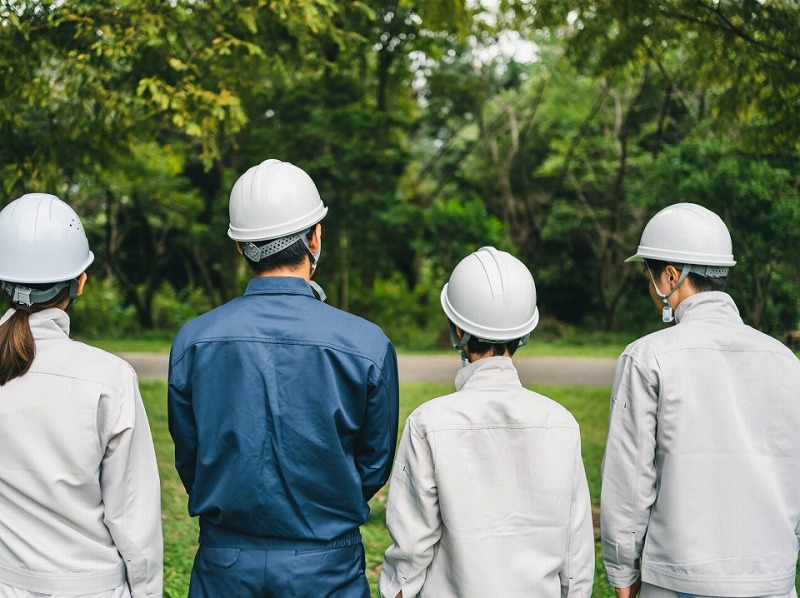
top-left (151, 282), bottom-right (214, 333)
top-left (70, 278), bottom-right (213, 341)
top-left (70, 277), bottom-right (139, 338)
top-left (362, 272), bottom-right (444, 351)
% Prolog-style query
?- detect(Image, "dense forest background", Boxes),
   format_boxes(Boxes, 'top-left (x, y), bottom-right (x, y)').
top-left (2, 0), bottom-right (798, 348)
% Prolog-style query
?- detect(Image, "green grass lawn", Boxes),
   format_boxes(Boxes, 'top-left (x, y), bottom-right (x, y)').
top-left (75, 337), bottom-right (175, 353)
top-left (81, 336), bottom-right (630, 359)
top-left (144, 382), bottom-right (198, 595)
top-left (144, 380), bottom-right (800, 597)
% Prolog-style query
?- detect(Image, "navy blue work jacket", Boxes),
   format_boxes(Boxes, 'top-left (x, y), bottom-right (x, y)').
top-left (168, 276), bottom-right (399, 544)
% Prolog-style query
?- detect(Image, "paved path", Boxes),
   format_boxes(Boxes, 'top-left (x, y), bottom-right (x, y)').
top-left (118, 352), bottom-right (616, 387)
top-left (398, 354), bottom-right (615, 386)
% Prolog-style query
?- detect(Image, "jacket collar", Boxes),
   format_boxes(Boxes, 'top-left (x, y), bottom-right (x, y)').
top-left (0, 307), bottom-right (71, 339)
top-left (244, 276), bottom-right (315, 298)
top-left (455, 356), bottom-right (522, 391)
top-left (674, 291), bottom-right (742, 325)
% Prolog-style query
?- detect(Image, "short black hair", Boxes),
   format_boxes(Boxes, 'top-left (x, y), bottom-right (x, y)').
top-left (466, 335), bottom-right (522, 357)
top-left (644, 259), bottom-right (727, 292)
top-left (241, 229), bottom-right (313, 274)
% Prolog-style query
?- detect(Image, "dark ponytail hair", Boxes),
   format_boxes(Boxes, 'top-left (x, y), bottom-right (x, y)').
top-left (0, 287), bottom-right (70, 386)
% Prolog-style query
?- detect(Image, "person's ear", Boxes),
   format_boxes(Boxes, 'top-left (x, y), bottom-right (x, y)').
top-left (665, 264), bottom-right (681, 286)
top-left (235, 242), bottom-right (244, 256)
top-left (308, 223), bottom-right (322, 254)
top-left (76, 272), bottom-right (88, 296)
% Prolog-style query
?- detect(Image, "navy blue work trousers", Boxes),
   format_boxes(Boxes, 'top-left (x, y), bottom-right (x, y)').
top-left (188, 531), bottom-right (370, 598)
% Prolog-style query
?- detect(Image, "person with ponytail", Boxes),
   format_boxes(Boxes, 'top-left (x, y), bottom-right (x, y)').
top-left (0, 194), bottom-right (163, 598)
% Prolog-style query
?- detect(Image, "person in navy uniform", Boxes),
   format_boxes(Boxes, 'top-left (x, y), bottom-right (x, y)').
top-left (169, 159), bottom-right (400, 597)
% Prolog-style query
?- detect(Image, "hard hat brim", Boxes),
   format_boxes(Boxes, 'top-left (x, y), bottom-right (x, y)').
top-left (0, 253), bottom-right (94, 285)
top-left (625, 246), bottom-right (735, 267)
top-left (228, 205), bottom-right (328, 242)
top-left (440, 283), bottom-right (540, 342)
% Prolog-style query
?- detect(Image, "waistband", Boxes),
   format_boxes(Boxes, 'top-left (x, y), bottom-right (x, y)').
top-left (0, 560), bottom-right (126, 594)
top-left (199, 522), bottom-right (362, 550)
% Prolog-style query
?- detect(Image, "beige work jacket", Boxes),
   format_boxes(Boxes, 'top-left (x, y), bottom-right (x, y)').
top-left (380, 356), bottom-right (594, 597)
top-left (0, 309), bottom-right (162, 597)
top-left (601, 292), bottom-right (800, 596)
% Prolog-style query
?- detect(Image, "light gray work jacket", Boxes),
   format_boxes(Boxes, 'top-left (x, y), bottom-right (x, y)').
top-left (0, 309), bottom-right (163, 597)
top-left (601, 292), bottom-right (800, 596)
top-left (380, 356), bottom-right (594, 597)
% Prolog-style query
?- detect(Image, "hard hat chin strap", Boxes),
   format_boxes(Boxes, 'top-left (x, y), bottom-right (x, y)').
top-left (448, 322), bottom-right (530, 367)
top-left (297, 230), bottom-right (320, 274)
top-left (648, 264), bottom-right (693, 323)
top-left (294, 230), bottom-right (324, 301)
top-left (449, 322), bottom-right (471, 367)
top-left (242, 226), bottom-right (320, 273)
top-left (242, 232), bottom-right (306, 262)
top-left (241, 228), bottom-right (326, 303)
top-left (1, 280), bottom-right (77, 307)
top-left (308, 280), bottom-right (326, 303)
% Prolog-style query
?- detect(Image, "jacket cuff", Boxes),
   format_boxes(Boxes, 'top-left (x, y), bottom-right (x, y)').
top-left (605, 566), bottom-right (640, 589)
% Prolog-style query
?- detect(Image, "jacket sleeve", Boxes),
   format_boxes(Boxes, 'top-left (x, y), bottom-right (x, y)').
top-left (355, 342), bottom-right (400, 501)
top-left (379, 418), bottom-right (441, 598)
top-left (561, 434), bottom-right (595, 598)
top-left (100, 368), bottom-right (163, 598)
top-left (600, 352), bottom-right (659, 588)
top-left (167, 344), bottom-right (197, 494)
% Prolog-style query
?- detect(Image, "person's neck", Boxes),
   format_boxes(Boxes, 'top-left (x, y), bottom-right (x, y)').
top-left (670, 284), bottom-right (698, 312)
top-left (465, 350), bottom-right (511, 363)
top-left (254, 261), bottom-right (312, 281)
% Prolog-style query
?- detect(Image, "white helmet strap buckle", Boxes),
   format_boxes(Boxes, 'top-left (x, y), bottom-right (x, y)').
top-left (12, 286), bottom-right (31, 306)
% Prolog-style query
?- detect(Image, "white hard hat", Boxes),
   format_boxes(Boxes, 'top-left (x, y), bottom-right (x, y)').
top-left (228, 159), bottom-right (328, 242)
top-left (626, 202), bottom-right (736, 267)
top-left (0, 193), bottom-right (94, 284)
top-left (441, 246), bottom-right (540, 344)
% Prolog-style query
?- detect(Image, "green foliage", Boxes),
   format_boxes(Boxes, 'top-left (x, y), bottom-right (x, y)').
top-left (2, 1), bottom-right (797, 343)
top-left (152, 283), bottom-right (215, 332)
top-left (416, 194), bottom-right (512, 276)
top-left (71, 142), bottom-right (219, 328)
top-left (71, 278), bottom-right (213, 339)
top-left (509, 0), bottom-right (800, 154)
top-left (0, 0), bottom-right (348, 187)
top-left (0, 0), bottom-right (354, 328)
top-left (423, 46), bottom-right (664, 330)
top-left (70, 278), bottom-right (139, 338)
top-left (365, 273), bottom-right (443, 350)
top-left (348, 193), bottom-right (510, 349)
